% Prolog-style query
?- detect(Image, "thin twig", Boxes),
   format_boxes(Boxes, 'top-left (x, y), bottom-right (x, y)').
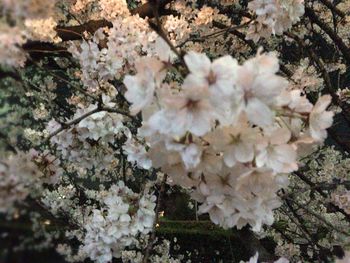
top-left (212, 20), bottom-right (294, 78)
top-left (317, 0), bottom-right (345, 18)
top-left (285, 197), bottom-right (350, 237)
top-left (100, 106), bottom-right (133, 118)
top-left (176, 20), bottom-right (252, 48)
top-left (44, 105), bottom-right (132, 142)
top-left (305, 7), bottom-right (350, 63)
top-left (142, 174), bottom-right (168, 263)
top-left (29, 59), bottom-right (98, 101)
top-left (45, 107), bottom-right (100, 141)
top-left (148, 0), bottom-right (189, 73)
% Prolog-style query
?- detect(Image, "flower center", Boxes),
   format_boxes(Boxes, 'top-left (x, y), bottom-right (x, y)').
top-left (207, 70), bottom-right (217, 85)
top-left (244, 89), bottom-right (254, 104)
top-left (185, 99), bottom-right (200, 110)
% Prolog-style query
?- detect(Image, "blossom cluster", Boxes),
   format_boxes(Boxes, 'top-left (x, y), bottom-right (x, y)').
top-left (123, 48), bottom-right (334, 231)
top-left (42, 181), bottom-right (157, 263)
top-left (121, 240), bottom-right (183, 263)
top-left (0, 0), bottom-right (347, 261)
top-left (1, 0), bottom-right (57, 19)
top-left (69, 0), bottom-right (129, 20)
top-left (264, 145), bottom-right (350, 260)
top-left (24, 17), bottom-right (61, 43)
top-left (80, 182), bottom-right (156, 263)
top-left (68, 16), bottom-right (157, 92)
top-left (332, 191), bottom-right (350, 215)
top-left (0, 150), bottom-right (60, 213)
top-left (0, 25), bottom-right (27, 67)
top-left (123, 137), bottom-right (153, 170)
top-left (247, 0), bottom-right (305, 42)
top-left (47, 100), bottom-right (126, 174)
top-left (0, 0), bottom-right (61, 68)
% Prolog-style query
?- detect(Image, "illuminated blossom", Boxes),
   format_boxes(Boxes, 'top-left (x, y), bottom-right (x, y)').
top-left (309, 95), bottom-right (334, 141)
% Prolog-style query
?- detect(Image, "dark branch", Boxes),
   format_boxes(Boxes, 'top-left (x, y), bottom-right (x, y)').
top-left (305, 7), bottom-right (350, 63)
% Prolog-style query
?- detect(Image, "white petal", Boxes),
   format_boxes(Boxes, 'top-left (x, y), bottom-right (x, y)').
top-left (234, 142), bottom-right (254, 163)
top-left (310, 126), bottom-right (327, 141)
top-left (319, 111), bottom-right (334, 129)
top-left (211, 55), bottom-right (238, 95)
top-left (181, 144), bottom-right (202, 169)
top-left (223, 147), bottom-right (237, 167)
top-left (255, 148), bottom-right (268, 168)
top-left (256, 52), bottom-right (279, 74)
top-left (189, 109), bottom-right (213, 136)
top-left (253, 75), bottom-right (288, 104)
top-left (124, 69), bottom-right (155, 115)
top-left (182, 73), bottom-right (208, 93)
top-left (184, 51), bottom-right (211, 77)
top-left (245, 98), bottom-right (274, 127)
top-left (313, 95), bottom-right (332, 113)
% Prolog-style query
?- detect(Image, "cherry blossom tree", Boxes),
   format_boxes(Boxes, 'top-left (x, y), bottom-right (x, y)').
top-left (0, 0), bottom-right (349, 262)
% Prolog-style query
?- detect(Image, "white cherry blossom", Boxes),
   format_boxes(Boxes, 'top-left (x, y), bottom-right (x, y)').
top-left (309, 95), bottom-right (334, 141)
top-left (256, 127), bottom-right (298, 173)
top-left (184, 51), bottom-right (238, 97)
top-left (148, 85), bottom-right (214, 136)
top-left (124, 57), bottom-right (164, 115)
top-left (235, 51), bottom-right (288, 127)
top-left (123, 137), bottom-right (152, 170)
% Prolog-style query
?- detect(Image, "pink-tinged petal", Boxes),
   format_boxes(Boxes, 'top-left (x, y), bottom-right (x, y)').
top-left (155, 37), bottom-right (175, 62)
top-left (256, 52), bottom-right (280, 74)
top-left (309, 95), bottom-right (334, 141)
top-left (319, 111), bottom-right (334, 129)
top-left (124, 68), bottom-right (155, 115)
top-left (209, 207), bottom-right (225, 225)
top-left (313, 95), bottom-right (332, 113)
top-left (273, 144), bottom-right (297, 172)
top-left (269, 127), bottom-right (291, 145)
top-left (212, 55), bottom-right (238, 75)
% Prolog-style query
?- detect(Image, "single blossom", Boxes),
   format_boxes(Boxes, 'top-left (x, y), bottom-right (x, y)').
top-left (184, 51), bottom-right (238, 97)
top-left (235, 51), bottom-right (288, 127)
top-left (207, 120), bottom-right (258, 167)
top-left (123, 57), bottom-right (164, 115)
top-left (255, 127), bottom-right (298, 173)
top-left (309, 95), bottom-right (334, 141)
top-left (123, 137), bottom-right (152, 170)
top-left (148, 85), bottom-right (214, 136)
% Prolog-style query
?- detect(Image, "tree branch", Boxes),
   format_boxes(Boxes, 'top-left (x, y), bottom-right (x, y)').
top-left (305, 7), bottom-right (350, 63)
top-left (23, 0), bottom-right (176, 54)
top-left (317, 0), bottom-right (346, 18)
top-left (142, 174), bottom-right (168, 263)
top-left (287, 197), bottom-right (350, 237)
top-left (212, 20), bottom-right (294, 78)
